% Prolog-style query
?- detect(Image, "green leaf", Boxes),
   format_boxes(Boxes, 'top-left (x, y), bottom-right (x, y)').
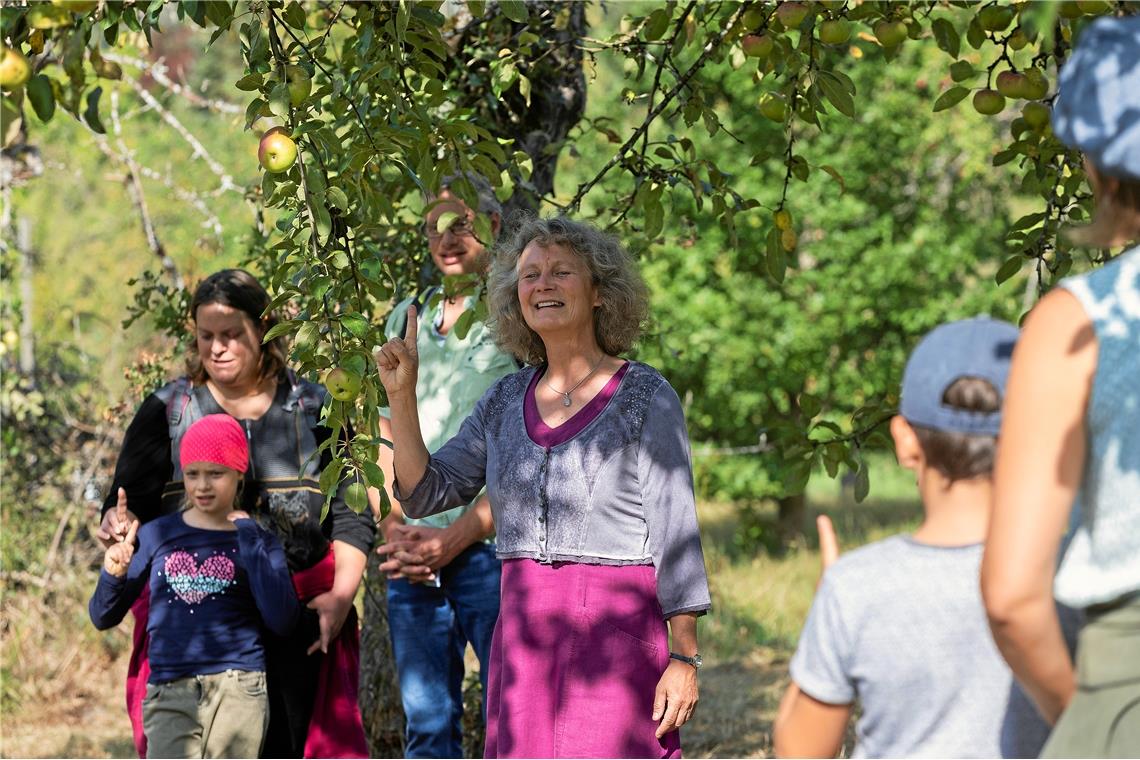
top-left (931, 18), bottom-right (960, 58)
top-left (992, 148), bottom-right (1019, 167)
top-left (345, 481), bottom-right (368, 512)
top-left (361, 461), bottom-right (385, 489)
top-left (766, 228), bottom-right (785, 283)
top-left (949, 60), bottom-right (976, 82)
top-left (820, 164), bottom-right (846, 193)
top-left (26, 75), bottom-right (55, 123)
top-left (235, 73), bottom-right (263, 91)
top-left (204, 0), bottom-right (233, 28)
top-left (268, 82), bottom-right (291, 118)
top-left (453, 307), bottom-right (476, 340)
top-left (644, 8), bottom-right (671, 41)
top-left (995, 255), bottom-right (1023, 285)
top-left (295, 321), bottom-right (319, 352)
top-left (853, 460), bottom-right (870, 503)
top-left (341, 313), bottom-right (370, 339)
top-left (319, 458), bottom-right (345, 498)
top-left (314, 204), bottom-right (333, 245)
top-left (283, 1), bottom-right (307, 29)
top-left (83, 86), bottom-right (106, 134)
top-left (932, 86), bottom-right (969, 112)
top-left (499, 0), bottom-right (527, 23)
top-left (966, 17), bottom-right (985, 50)
top-left (326, 186), bottom-right (349, 210)
top-left (818, 72), bottom-right (855, 118)
top-left (263, 319), bottom-right (300, 342)
top-left (468, 0), bottom-right (487, 16)
top-left (799, 393), bottom-right (822, 419)
top-left (644, 197), bottom-right (664, 239)
top-left (244, 97), bottom-right (266, 129)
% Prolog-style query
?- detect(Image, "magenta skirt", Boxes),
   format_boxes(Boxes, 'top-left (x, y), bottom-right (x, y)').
top-left (484, 559), bottom-right (682, 759)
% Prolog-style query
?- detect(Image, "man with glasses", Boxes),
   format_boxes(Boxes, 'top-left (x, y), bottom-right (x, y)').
top-left (375, 174), bottom-right (516, 758)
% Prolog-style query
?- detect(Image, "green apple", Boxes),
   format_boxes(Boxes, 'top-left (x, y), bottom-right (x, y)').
top-left (1008, 29), bottom-right (1029, 50)
top-left (973, 89), bottom-right (1006, 116)
top-left (741, 34), bottom-right (774, 59)
top-left (1077, 0), bottom-right (1113, 13)
top-left (1022, 102), bottom-right (1051, 130)
top-left (759, 92), bottom-right (788, 122)
top-left (325, 367), bottom-right (362, 402)
top-left (0, 48), bottom-right (31, 89)
top-left (996, 70), bottom-right (1028, 99)
top-left (818, 19), bottom-right (851, 45)
top-left (776, 2), bottom-right (809, 29)
top-left (50, 0), bottom-right (99, 12)
top-left (286, 65), bottom-right (311, 107)
top-left (258, 127), bottom-right (298, 173)
top-left (977, 5), bottom-right (1014, 32)
top-left (742, 7), bottom-right (766, 30)
top-left (874, 20), bottom-right (908, 48)
top-left (26, 4), bottom-right (73, 28)
top-left (1022, 68), bottom-right (1049, 100)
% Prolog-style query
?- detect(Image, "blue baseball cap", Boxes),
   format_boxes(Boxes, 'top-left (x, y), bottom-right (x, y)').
top-left (899, 318), bottom-right (1019, 436)
top-left (1053, 15), bottom-right (1140, 181)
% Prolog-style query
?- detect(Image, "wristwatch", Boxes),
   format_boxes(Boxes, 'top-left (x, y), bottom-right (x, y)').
top-left (669, 652), bottom-right (703, 670)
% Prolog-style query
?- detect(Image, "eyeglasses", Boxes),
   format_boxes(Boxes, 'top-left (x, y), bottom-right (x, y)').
top-left (426, 217), bottom-right (475, 241)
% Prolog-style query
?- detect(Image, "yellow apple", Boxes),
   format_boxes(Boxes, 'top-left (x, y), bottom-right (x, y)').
top-left (0, 48), bottom-right (31, 89)
top-left (258, 127), bottom-right (297, 173)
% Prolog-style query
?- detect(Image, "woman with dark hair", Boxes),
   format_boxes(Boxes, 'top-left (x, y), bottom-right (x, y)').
top-left (981, 16), bottom-right (1140, 758)
top-left (376, 217), bottom-right (711, 758)
top-left (98, 269), bottom-right (373, 758)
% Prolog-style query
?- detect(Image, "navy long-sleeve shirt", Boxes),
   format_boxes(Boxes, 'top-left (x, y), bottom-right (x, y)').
top-left (90, 514), bottom-right (300, 683)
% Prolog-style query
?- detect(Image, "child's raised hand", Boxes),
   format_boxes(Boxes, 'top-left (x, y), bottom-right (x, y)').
top-left (227, 510), bottom-right (252, 523)
top-left (103, 519), bottom-right (139, 577)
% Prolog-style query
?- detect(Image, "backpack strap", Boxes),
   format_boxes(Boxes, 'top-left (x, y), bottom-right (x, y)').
top-left (153, 377), bottom-right (195, 439)
top-left (283, 367), bottom-right (326, 430)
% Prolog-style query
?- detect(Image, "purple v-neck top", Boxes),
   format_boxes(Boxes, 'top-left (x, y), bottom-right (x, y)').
top-left (524, 362), bottom-right (631, 448)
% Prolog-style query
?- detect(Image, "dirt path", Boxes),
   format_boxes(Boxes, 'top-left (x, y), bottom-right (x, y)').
top-left (2, 647), bottom-right (789, 759)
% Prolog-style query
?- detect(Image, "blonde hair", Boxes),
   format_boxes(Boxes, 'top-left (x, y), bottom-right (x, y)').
top-left (488, 216), bottom-right (649, 365)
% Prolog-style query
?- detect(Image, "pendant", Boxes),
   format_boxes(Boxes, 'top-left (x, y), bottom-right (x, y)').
top-left (562, 394), bottom-right (572, 407)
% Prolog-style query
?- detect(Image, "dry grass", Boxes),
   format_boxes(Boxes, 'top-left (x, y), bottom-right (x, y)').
top-left (2, 569), bottom-right (137, 758)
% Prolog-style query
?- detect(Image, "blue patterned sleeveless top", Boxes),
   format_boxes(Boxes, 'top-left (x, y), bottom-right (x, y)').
top-left (1054, 246), bottom-right (1140, 607)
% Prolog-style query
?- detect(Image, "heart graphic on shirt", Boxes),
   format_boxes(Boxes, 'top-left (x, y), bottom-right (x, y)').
top-left (164, 551), bottom-right (235, 605)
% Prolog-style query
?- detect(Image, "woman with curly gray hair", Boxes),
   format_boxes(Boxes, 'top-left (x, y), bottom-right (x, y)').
top-left (375, 216), bottom-right (710, 758)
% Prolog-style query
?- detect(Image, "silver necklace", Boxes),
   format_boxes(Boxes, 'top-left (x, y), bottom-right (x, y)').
top-left (545, 355), bottom-right (605, 407)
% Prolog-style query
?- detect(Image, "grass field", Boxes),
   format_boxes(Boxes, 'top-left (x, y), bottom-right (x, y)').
top-left (1, 459), bottom-right (922, 758)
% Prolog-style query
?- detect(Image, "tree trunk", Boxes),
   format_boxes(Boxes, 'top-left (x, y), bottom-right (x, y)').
top-left (777, 492), bottom-right (806, 541)
top-left (359, 552), bottom-right (405, 757)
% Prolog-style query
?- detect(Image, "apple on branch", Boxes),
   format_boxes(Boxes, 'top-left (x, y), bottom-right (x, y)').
top-left (258, 127), bottom-right (297, 173)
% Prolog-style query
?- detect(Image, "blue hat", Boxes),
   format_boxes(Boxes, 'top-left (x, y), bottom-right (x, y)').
top-left (899, 318), bottom-right (1019, 436)
top-left (1052, 15), bottom-right (1140, 181)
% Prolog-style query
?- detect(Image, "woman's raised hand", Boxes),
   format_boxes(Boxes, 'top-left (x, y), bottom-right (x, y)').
top-left (375, 305), bottom-right (420, 398)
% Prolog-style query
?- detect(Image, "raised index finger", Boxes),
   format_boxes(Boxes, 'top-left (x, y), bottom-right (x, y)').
top-left (403, 304), bottom-right (418, 345)
top-left (817, 514), bottom-right (840, 572)
top-left (116, 487), bottom-right (128, 529)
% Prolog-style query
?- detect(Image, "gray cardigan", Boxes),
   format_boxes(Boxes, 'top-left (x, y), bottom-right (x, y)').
top-left (396, 361), bottom-right (712, 618)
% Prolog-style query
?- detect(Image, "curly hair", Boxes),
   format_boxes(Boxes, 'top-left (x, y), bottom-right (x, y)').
top-left (186, 269), bottom-right (288, 384)
top-left (488, 216), bottom-right (649, 365)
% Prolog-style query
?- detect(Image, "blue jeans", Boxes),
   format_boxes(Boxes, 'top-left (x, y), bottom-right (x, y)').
top-left (388, 541), bottom-right (501, 758)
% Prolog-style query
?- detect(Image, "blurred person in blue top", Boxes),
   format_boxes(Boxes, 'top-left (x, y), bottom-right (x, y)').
top-left (91, 414), bottom-right (299, 759)
top-left (982, 15), bottom-right (1140, 757)
top-left (774, 318), bottom-right (1074, 758)
top-left (372, 173), bottom-right (517, 758)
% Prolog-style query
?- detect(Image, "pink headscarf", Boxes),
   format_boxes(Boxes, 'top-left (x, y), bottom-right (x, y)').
top-left (179, 414), bottom-right (248, 473)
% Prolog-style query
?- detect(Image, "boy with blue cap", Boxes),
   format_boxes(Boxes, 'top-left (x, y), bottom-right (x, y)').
top-left (773, 317), bottom-right (1062, 758)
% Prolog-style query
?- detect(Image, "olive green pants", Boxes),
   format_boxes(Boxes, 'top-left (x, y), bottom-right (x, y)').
top-left (1042, 598), bottom-right (1140, 758)
top-left (142, 670), bottom-right (268, 759)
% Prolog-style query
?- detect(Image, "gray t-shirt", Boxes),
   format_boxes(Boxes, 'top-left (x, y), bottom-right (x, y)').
top-left (789, 535), bottom-right (1053, 759)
